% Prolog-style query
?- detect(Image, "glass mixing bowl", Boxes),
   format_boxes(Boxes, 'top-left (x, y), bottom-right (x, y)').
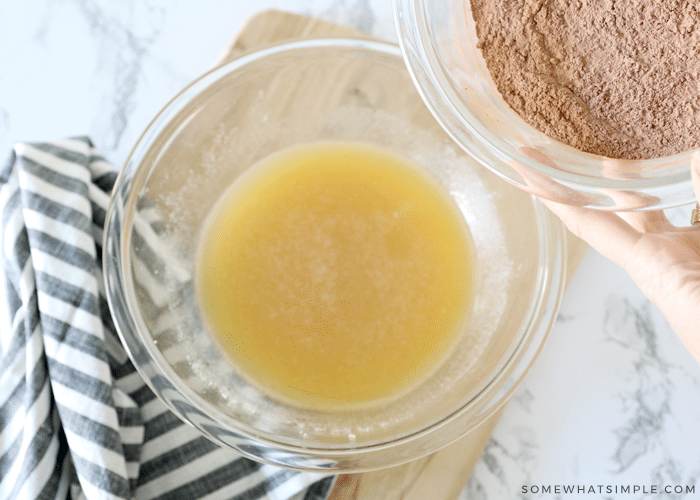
top-left (103, 37), bottom-right (566, 472)
top-left (394, 0), bottom-right (696, 210)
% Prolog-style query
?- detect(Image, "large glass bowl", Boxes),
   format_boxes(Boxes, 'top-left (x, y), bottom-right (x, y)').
top-left (394, 0), bottom-right (696, 210)
top-left (103, 37), bottom-right (567, 472)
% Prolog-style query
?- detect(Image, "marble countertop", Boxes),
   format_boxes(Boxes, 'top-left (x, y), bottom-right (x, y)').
top-left (3, 1), bottom-right (699, 498)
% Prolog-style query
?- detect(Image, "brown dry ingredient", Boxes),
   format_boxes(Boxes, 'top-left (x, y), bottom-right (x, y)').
top-left (470, 0), bottom-right (700, 159)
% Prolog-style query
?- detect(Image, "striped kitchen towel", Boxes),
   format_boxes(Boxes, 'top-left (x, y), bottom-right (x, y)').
top-left (0, 137), bottom-right (335, 500)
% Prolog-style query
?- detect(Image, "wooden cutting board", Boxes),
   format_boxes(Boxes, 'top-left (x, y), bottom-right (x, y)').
top-left (215, 9), bottom-right (589, 499)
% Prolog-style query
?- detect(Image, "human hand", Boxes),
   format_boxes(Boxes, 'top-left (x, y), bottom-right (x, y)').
top-left (541, 155), bottom-right (700, 364)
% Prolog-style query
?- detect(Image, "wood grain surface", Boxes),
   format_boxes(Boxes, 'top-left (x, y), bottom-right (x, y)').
top-left (215, 10), bottom-right (589, 499)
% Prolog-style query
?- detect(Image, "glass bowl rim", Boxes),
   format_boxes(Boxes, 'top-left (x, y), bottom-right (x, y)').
top-left (103, 36), bottom-right (568, 467)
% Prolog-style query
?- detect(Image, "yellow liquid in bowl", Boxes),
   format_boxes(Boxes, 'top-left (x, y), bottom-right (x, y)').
top-left (196, 141), bottom-right (476, 409)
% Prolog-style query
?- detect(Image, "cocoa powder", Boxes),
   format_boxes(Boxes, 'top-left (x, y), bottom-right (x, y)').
top-left (470, 0), bottom-right (700, 159)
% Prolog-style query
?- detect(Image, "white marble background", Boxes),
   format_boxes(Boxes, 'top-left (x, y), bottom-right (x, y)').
top-left (2, 1), bottom-right (699, 499)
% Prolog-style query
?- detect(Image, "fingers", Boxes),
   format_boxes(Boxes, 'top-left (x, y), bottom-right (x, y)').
top-left (541, 198), bottom-right (641, 267)
top-left (508, 147), bottom-right (593, 206)
top-left (601, 157), bottom-right (643, 180)
top-left (619, 210), bottom-right (674, 233)
top-left (507, 162), bottom-right (591, 206)
top-left (603, 190), bottom-right (674, 233)
top-left (609, 152), bottom-right (700, 231)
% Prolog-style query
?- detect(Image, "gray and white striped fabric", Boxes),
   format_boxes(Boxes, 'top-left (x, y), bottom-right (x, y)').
top-left (0, 137), bottom-right (334, 500)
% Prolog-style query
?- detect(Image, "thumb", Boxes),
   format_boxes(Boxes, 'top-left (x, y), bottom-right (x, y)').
top-left (541, 199), bottom-right (641, 268)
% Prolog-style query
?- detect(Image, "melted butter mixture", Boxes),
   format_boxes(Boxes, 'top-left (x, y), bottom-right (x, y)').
top-left (196, 141), bottom-right (476, 409)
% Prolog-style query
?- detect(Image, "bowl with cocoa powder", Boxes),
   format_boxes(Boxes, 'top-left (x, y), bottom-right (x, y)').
top-left (394, 0), bottom-right (698, 210)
